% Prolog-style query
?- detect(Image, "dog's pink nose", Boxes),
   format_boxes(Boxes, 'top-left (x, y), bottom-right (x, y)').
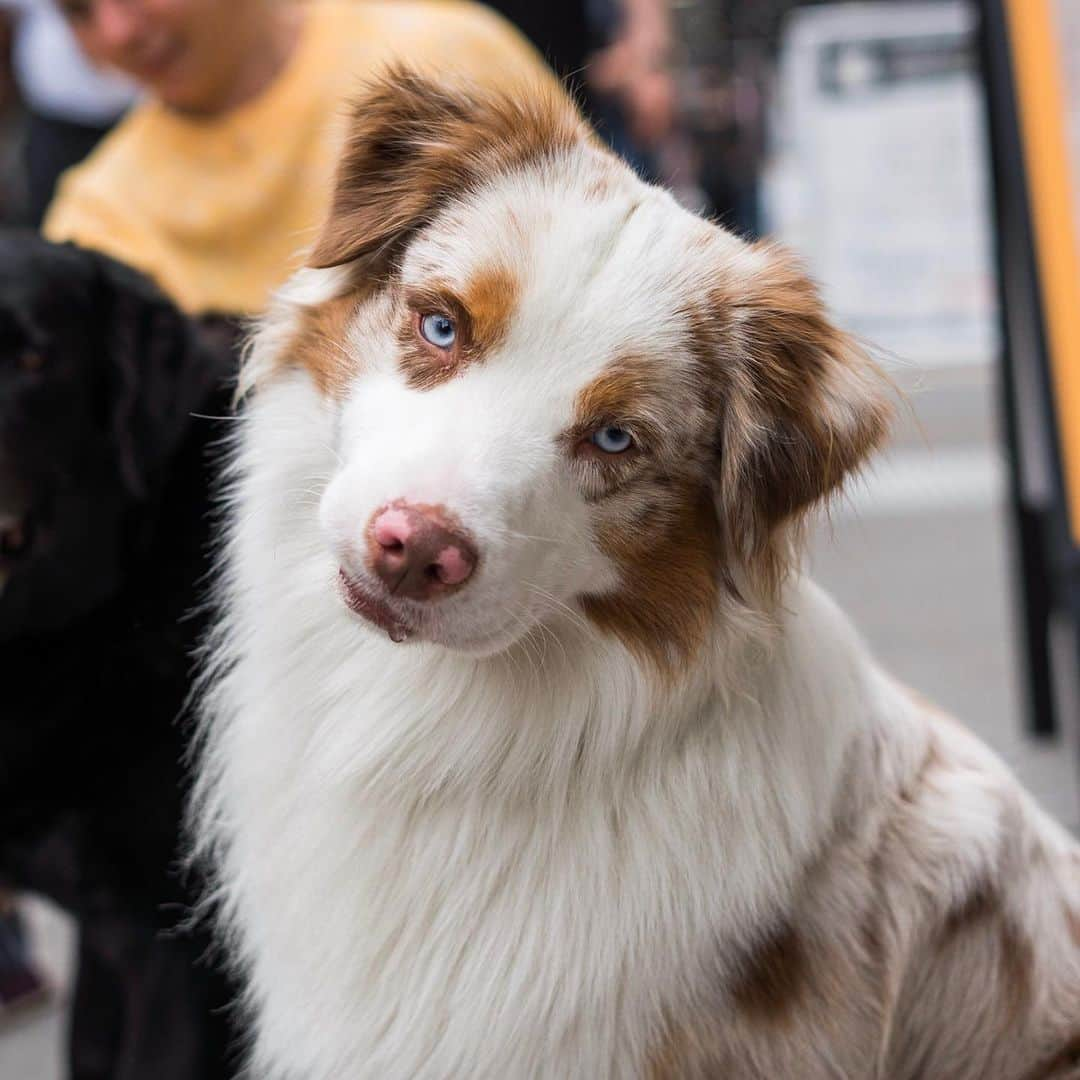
top-left (368, 503), bottom-right (477, 600)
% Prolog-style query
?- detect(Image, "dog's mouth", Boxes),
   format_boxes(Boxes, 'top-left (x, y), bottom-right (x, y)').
top-left (338, 569), bottom-right (417, 643)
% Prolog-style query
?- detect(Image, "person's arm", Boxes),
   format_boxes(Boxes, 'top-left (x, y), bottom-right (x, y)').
top-left (589, 0), bottom-right (676, 148)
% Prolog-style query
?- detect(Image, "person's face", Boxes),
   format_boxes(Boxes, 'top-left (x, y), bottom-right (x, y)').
top-left (57, 0), bottom-right (269, 114)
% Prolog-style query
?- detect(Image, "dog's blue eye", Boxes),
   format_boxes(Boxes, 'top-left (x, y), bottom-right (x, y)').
top-left (590, 427), bottom-right (634, 454)
top-left (419, 313), bottom-right (456, 349)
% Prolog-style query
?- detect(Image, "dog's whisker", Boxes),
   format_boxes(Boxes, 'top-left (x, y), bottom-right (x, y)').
top-left (523, 583), bottom-right (594, 640)
top-left (495, 602), bottom-right (546, 680)
top-left (486, 525), bottom-right (563, 546)
top-left (527, 614), bottom-right (569, 670)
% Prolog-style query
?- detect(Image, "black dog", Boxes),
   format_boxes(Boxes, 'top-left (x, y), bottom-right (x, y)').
top-left (0, 234), bottom-right (240, 1080)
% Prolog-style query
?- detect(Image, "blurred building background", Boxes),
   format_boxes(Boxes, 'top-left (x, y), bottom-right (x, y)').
top-left (668, 0), bottom-right (1080, 841)
top-left (667, 0), bottom-right (1077, 835)
top-left (2, 0), bottom-right (1079, 1072)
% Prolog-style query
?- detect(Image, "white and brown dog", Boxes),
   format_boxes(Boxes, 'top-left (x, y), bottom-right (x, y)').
top-left (192, 69), bottom-right (1080, 1079)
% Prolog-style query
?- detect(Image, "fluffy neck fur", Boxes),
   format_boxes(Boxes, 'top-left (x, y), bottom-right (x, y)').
top-left (193, 372), bottom-right (912, 1080)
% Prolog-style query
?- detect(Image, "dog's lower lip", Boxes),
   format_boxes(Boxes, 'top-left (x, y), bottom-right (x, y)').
top-left (338, 570), bottom-right (414, 642)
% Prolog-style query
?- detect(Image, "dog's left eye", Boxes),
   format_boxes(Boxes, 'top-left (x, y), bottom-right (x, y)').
top-left (18, 349), bottom-right (45, 373)
top-left (590, 427), bottom-right (634, 454)
top-left (419, 314), bottom-right (456, 350)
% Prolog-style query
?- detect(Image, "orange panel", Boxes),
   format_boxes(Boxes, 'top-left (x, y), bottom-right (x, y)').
top-left (1004, 0), bottom-right (1080, 543)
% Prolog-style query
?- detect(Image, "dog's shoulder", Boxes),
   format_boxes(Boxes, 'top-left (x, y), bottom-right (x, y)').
top-left (650, 686), bottom-right (1080, 1080)
top-left (871, 698), bottom-right (1080, 1078)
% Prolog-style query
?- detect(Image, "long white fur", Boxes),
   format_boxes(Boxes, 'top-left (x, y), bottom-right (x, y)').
top-left (193, 142), bottom-right (1080, 1080)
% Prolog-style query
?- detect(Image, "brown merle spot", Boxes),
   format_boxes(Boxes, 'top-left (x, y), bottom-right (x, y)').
top-left (580, 484), bottom-right (720, 675)
top-left (942, 881), bottom-right (1034, 1017)
top-left (730, 920), bottom-right (809, 1023)
top-left (647, 1017), bottom-right (710, 1080)
top-left (942, 881), bottom-right (998, 938)
top-left (1018, 1033), bottom-right (1080, 1080)
top-left (570, 355), bottom-right (721, 669)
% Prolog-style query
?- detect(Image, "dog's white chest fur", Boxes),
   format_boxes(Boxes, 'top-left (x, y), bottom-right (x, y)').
top-left (214, 661), bottom-right (867, 1080)
top-left (224, 731), bottom-right (735, 1079)
top-left (199, 378), bottom-right (893, 1080)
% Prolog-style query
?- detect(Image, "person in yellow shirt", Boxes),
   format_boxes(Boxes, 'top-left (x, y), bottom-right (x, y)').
top-left (45, 0), bottom-right (557, 314)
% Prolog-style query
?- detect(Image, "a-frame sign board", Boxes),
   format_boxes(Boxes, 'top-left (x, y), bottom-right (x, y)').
top-left (979, 0), bottom-right (1080, 741)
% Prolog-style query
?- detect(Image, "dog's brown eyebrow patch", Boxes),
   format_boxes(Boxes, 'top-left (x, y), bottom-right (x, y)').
top-left (288, 291), bottom-right (366, 398)
top-left (730, 920), bottom-right (810, 1023)
top-left (399, 266), bottom-right (520, 391)
top-left (572, 355), bottom-right (679, 447)
top-left (575, 360), bottom-right (655, 421)
top-left (460, 266), bottom-right (519, 354)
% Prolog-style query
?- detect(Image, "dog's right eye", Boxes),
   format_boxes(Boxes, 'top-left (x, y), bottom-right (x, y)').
top-left (590, 427), bottom-right (634, 454)
top-left (419, 314), bottom-right (456, 350)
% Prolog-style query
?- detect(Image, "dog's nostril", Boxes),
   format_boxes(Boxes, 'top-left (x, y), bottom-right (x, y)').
top-left (368, 503), bottom-right (476, 599)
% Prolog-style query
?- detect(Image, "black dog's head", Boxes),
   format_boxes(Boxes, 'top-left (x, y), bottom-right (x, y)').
top-left (0, 234), bottom-right (236, 637)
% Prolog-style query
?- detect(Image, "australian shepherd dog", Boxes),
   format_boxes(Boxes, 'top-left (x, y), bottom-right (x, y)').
top-left (192, 69), bottom-right (1080, 1079)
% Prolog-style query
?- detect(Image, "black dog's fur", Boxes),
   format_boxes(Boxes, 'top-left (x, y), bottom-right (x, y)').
top-left (0, 235), bottom-right (239, 1079)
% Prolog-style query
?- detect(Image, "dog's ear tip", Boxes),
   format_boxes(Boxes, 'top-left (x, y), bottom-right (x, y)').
top-left (305, 245), bottom-right (347, 272)
top-left (306, 214), bottom-right (373, 272)
top-left (304, 251), bottom-right (334, 271)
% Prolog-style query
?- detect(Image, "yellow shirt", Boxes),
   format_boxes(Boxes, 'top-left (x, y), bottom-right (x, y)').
top-left (44, 1), bottom-right (555, 314)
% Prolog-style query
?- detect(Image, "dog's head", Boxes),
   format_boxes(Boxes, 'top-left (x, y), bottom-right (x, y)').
top-left (256, 69), bottom-right (890, 667)
top-left (0, 235), bottom-right (231, 637)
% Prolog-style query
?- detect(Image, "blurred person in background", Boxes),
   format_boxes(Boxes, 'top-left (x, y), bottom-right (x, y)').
top-left (587, 0), bottom-right (675, 181)
top-left (676, 0), bottom-right (811, 238)
top-left (44, 0), bottom-right (557, 315)
top-left (478, 0), bottom-right (675, 183)
top-left (0, 0), bottom-right (134, 224)
top-left (2, 1), bottom-right (556, 1077)
top-left (479, 0), bottom-right (594, 89)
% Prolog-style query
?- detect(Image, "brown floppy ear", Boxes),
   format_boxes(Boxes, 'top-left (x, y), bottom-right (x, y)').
top-left (308, 64), bottom-right (586, 273)
top-left (713, 243), bottom-right (892, 592)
